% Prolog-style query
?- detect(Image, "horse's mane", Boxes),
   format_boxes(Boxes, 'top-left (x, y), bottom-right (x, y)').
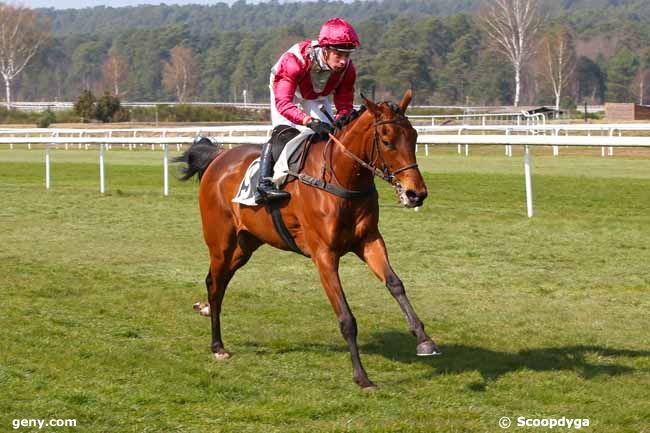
top-left (336, 100), bottom-right (406, 134)
top-left (335, 105), bottom-right (366, 130)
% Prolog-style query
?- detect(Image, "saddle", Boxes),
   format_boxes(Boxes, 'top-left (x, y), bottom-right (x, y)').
top-left (232, 128), bottom-right (316, 207)
top-left (270, 126), bottom-right (316, 186)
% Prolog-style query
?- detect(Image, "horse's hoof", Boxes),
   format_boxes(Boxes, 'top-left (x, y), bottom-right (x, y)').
top-left (416, 340), bottom-right (442, 356)
top-left (213, 351), bottom-right (231, 361)
top-left (193, 302), bottom-right (211, 317)
top-left (362, 384), bottom-right (379, 392)
top-left (355, 377), bottom-right (377, 390)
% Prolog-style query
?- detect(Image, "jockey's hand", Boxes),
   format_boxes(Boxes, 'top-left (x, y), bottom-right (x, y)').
top-left (306, 119), bottom-right (334, 138)
top-left (334, 114), bottom-right (348, 130)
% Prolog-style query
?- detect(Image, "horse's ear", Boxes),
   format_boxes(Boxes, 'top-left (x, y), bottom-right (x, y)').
top-left (399, 88), bottom-right (413, 113)
top-left (361, 92), bottom-right (380, 117)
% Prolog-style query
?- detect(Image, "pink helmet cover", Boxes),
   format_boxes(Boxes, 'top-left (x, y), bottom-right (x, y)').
top-left (318, 17), bottom-right (360, 48)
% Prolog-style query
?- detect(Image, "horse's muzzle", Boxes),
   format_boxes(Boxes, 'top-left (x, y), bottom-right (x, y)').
top-left (404, 189), bottom-right (427, 208)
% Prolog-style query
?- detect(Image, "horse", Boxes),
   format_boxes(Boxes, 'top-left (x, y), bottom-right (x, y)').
top-left (176, 89), bottom-right (440, 389)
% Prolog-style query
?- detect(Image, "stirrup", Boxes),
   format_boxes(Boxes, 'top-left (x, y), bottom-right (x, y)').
top-left (255, 182), bottom-right (290, 204)
top-left (259, 186), bottom-right (290, 201)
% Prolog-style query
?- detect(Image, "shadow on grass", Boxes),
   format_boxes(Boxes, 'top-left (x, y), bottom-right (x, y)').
top-left (239, 330), bottom-right (648, 390)
top-left (361, 330), bottom-right (650, 389)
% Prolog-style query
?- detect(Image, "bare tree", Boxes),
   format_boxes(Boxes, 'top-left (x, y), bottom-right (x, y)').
top-left (635, 69), bottom-right (650, 106)
top-left (101, 50), bottom-right (129, 97)
top-left (480, 0), bottom-right (544, 107)
top-left (636, 49), bottom-right (650, 106)
top-left (162, 45), bottom-right (197, 103)
top-left (0, 4), bottom-right (49, 108)
top-left (541, 26), bottom-right (576, 111)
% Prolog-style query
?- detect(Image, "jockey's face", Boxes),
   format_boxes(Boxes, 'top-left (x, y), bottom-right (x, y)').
top-left (323, 48), bottom-right (351, 72)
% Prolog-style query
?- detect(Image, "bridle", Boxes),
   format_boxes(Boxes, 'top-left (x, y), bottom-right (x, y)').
top-left (328, 115), bottom-right (419, 186)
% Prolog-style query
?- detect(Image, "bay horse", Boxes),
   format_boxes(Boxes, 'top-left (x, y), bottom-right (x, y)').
top-left (177, 89), bottom-right (440, 389)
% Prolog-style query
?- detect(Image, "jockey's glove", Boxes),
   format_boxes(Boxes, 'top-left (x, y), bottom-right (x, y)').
top-left (306, 119), bottom-right (334, 138)
top-left (333, 114), bottom-right (347, 130)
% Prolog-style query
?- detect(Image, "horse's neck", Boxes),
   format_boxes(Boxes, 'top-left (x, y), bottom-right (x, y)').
top-left (326, 118), bottom-right (375, 191)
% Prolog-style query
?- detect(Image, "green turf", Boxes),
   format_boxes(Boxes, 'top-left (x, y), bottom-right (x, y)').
top-left (1, 147), bottom-right (649, 433)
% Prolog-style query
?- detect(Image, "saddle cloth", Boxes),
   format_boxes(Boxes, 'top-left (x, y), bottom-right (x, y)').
top-left (232, 129), bottom-right (314, 206)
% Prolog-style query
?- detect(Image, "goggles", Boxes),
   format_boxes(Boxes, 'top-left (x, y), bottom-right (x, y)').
top-left (327, 44), bottom-right (357, 53)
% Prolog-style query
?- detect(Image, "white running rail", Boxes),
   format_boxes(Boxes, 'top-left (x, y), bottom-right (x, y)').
top-left (410, 111), bottom-right (547, 126)
top-left (1, 124), bottom-right (649, 217)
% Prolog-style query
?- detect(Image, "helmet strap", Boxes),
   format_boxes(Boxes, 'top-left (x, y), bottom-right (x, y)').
top-left (315, 46), bottom-right (331, 71)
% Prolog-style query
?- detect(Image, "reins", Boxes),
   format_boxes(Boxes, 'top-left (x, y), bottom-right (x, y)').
top-left (293, 110), bottom-right (419, 199)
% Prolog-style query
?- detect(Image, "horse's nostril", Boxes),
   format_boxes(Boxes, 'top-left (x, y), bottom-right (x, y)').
top-left (405, 190), bottom-right (418, 200)
top-left (406, 190), bottom-right (426, 203)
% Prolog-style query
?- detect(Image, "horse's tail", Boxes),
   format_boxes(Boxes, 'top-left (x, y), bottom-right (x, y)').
top-left (173, 137), bottom-right (223, 181)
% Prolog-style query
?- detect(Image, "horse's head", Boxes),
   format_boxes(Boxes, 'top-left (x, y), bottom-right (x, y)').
top-left (361, 89), bottom-right (427, 208)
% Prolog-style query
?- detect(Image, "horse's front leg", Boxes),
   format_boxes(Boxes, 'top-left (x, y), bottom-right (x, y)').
top-left (355, 234), bottom-right (441, 356)
top-left (313, 251), bottom-right (376, 389)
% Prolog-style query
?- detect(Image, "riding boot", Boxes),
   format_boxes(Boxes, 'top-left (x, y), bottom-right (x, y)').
top-left (254, 140), bottom-right (290, 204)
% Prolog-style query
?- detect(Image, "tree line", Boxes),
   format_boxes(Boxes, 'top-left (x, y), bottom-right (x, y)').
top-left (6, 0), bottom-right (650, 107)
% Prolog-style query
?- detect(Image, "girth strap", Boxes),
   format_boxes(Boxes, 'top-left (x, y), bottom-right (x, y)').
top-left (267, 202), bottom-right (308, 257)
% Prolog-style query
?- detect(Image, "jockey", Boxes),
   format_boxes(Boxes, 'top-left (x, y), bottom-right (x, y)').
top-left (255, 17), bottom-right (360, 203)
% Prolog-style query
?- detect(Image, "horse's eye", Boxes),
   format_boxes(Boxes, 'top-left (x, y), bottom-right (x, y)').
top-left (382, 138), bottom-right (393, 148)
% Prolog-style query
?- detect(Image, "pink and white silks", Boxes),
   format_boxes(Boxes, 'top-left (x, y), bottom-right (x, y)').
top-left (269, 40), bottom-right (356, 128)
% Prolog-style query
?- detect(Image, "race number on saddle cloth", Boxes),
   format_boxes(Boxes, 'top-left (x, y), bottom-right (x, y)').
top-left (232, 129), bottom-right (315, 206)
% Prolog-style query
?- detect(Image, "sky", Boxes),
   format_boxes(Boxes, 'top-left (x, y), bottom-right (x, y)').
top-left (23, 0), bottom-right (314, 9)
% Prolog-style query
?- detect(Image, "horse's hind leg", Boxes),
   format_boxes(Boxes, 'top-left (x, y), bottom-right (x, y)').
top-left (355, 234), bottom-right (440, 356)
top-left (206, 231), bottom-right (259, 360)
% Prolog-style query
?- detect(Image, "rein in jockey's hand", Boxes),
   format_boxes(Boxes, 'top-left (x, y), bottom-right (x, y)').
top-left (306, 118), bottom-right (334, 138)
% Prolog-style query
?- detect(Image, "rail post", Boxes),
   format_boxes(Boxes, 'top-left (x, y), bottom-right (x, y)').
top-left (45, 145), bottom-right (51, 190)
top-left (524, 145), bottom-right (533, 218)
top-left (99, 142), bottom-right (105, 194)
top-left (163, 143), bottom-right (169, 197)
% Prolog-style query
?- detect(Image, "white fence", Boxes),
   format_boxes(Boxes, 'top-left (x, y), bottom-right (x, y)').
top-left (1, 124), bottom-right (649, 217)
top-left (410, 110), bottom-right (547, 126)
top-left (0, 125), bottom-right (272, 152)
top-left (8, 101), bottom-right (271, 112)
top-left (414, 123), bottom-right (650, 158)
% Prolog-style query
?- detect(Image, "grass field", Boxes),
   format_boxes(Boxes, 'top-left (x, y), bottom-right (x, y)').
top-left (1, 146), bottom-right (649, 433)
